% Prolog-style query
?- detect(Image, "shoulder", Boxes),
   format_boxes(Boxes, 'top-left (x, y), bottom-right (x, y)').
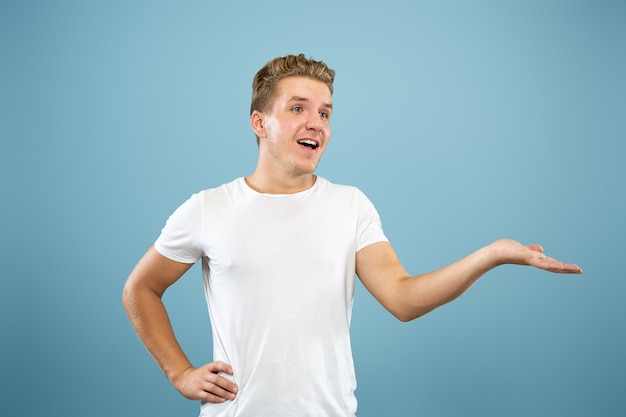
top-left (191, 177), bottom-right (245, 203)
top-left (316, 177), bottom-right (372, 203)
top-left (168, 178), bottom-right (243, 218)
top-left (316, 176), bottom-right (361, 195)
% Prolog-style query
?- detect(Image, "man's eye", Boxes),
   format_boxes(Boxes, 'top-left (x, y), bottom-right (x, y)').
top-left (320, 112), bottom-right (328, 119)
top-left (292, 106), bottom-right (303, 112)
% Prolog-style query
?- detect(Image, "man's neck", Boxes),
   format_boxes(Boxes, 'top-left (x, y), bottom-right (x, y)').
top-left (244, 171), bottom-right (317, 194)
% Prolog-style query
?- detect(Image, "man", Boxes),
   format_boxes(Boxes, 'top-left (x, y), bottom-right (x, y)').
top-left (122, 54), bottom-right (582, 417)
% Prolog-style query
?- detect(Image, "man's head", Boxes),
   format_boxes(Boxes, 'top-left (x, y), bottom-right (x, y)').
top-left (248, 56), bottom-right (334, 182)
top-left (250, 54), bottom-right (335, 117)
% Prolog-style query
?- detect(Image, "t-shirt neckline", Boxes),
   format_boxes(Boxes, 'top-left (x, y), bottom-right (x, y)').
top-left (240, 176), bottom-right (321, 199)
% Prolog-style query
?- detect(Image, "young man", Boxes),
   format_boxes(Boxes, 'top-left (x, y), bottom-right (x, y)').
top-left (122, 54), bottom-right (582, 417)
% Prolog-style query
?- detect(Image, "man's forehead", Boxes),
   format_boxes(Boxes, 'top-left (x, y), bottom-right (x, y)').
top-left (275, 76), bottom-right (332, 103)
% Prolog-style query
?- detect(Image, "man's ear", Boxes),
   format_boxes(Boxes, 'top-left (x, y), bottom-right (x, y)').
top-left (250, 110), bottom-right (267, 139)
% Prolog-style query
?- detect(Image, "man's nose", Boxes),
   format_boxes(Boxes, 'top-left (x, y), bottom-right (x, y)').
top-left (306, 114), bottom-right (324, 133)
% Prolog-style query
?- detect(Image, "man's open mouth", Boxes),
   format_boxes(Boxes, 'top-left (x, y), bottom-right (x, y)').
top-left (297, 139), bottom-right (319, 150)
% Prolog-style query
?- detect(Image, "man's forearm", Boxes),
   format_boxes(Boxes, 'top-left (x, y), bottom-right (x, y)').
top-left (122, 283), bottom-right (193, 386)
top-left (395, 244), bottom-right (496, 321)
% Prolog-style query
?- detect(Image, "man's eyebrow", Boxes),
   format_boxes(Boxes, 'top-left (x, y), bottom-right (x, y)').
top-left (289, 96), bottom-right (333, 109)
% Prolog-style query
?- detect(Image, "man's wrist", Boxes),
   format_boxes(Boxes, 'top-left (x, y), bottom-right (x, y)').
top-left (481, 240), bottom-right (505, 270)
top-left (168, 364), bottom-right (194, 388)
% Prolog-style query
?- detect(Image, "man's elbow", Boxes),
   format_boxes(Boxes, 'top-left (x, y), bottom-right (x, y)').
top-left (121, 279), bottom-right (135, 313)
top-left (389, 306), bottom-right (436, 323)
top-left (122, 278), bottom-right (146, 315)
top-left (395, 313), bottom-right (417, 323)
top-left (390, 306), bottom-right (431, 323)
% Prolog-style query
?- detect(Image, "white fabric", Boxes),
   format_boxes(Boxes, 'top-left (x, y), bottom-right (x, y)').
top-left (154, 177), bottom-right (388, 417)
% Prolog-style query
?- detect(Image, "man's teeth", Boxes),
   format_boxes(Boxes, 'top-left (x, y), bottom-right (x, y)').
top-left (298, 140), bottom-right (318, 149)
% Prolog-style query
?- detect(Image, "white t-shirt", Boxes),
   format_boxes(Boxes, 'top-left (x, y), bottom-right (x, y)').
top-left (155, 177), bottom-right (388, 417)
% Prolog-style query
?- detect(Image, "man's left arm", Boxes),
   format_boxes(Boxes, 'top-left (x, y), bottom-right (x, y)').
top-left (355, 238), bottom-right (582, 322)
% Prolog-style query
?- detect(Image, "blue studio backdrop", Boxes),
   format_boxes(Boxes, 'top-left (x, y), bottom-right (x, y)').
top-left (2, 1), bottom-right (625, 416)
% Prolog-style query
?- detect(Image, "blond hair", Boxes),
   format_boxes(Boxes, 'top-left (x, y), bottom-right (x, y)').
top-left (250, 54), bottom-right (335, 115)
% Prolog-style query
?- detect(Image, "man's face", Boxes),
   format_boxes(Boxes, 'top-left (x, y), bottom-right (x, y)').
top-left (254, 76), bottom-right (333, 177)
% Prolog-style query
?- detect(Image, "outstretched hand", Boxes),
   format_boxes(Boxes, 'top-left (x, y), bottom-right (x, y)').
top-left (491, 238), bottom-right (582, 274)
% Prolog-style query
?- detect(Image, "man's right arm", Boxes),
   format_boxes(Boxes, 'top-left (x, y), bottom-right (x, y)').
top-left (122, 246), bottom-right (238, 403)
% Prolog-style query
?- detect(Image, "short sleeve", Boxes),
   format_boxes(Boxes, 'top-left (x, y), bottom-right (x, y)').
top-left (355, 189), bottom-right (388, 252)
top-left (154, 193), bottom-right (204, 264)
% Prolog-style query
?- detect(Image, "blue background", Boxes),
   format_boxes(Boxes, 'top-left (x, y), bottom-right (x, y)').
top-left (2, 1), bottom-right (625, 416)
